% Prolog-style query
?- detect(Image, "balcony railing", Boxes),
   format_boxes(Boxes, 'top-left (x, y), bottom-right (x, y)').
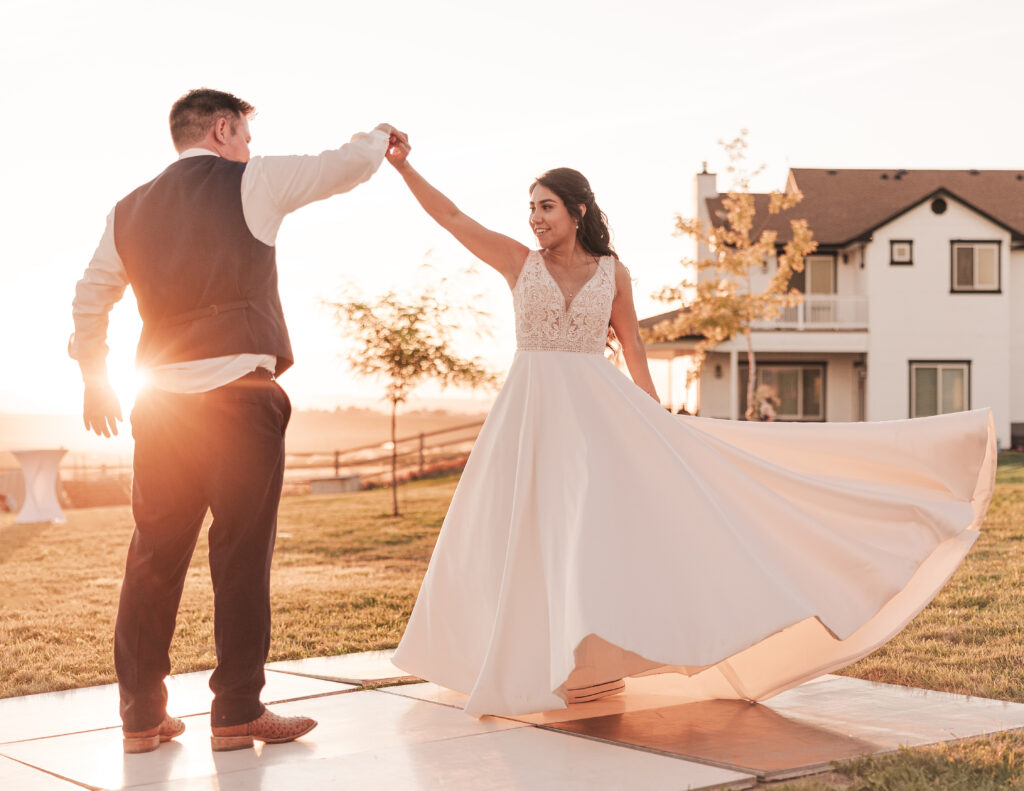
top-left (752, 295), bottom-right (868, 330)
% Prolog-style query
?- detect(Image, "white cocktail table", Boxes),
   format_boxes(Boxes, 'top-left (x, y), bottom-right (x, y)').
top-left (11, 449), bottom-right (68, 524)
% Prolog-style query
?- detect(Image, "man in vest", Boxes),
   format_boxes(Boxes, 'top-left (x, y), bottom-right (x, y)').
top-left (69, 88), bottom-right (403, 753)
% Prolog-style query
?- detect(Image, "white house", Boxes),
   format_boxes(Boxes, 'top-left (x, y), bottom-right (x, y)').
top-left (642, 167), bottom-right (1024, 449)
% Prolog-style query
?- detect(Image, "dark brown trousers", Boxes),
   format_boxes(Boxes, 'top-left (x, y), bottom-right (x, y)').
top-left (114, 371), bottom-right (290, 731)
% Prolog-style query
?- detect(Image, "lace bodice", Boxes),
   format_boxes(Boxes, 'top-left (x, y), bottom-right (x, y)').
top-left (512, 250), bottom-right (616, 354)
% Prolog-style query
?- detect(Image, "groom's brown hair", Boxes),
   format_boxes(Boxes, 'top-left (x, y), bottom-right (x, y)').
top-left (169, 88), bottom-right (255, 151)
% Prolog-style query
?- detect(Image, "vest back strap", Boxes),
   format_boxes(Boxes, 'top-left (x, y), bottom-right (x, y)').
top-left (163, 300), bottom-right (250, 326)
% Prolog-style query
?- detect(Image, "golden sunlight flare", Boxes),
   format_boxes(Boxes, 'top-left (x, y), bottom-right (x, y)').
top-left (108, 361), bottom-right (148, 408)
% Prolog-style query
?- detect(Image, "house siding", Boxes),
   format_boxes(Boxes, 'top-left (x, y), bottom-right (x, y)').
top-left (700, 350), bottom-right (860, 422)
top-left (826, 356), bottom-right (859, 422)
top-left (700, 351), bottom-right (734, 419)
top-left (864, 196), bottom-right (1011, 446)
top-left (671, 171), bottom-right (1017, 445)
top-left (1010, 249), bottom-right (1024, 432)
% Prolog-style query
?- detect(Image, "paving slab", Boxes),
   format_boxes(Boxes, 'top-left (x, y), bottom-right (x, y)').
top-left (547, 698), bottom-right (880, 781)
top-left (386, 673), bottom-right (1024, 782)
top-left (765, 674), bottom-right (1024, 748)
top-left (544, 675), bottom-right (1024, 781)
top-left (0, 690), bottom-right (525, 790)
top-left (265, 649), bottom-right (414, 686)
top-left (6, 666), bottom-right (1022, 789)
top-left (379, 680), bottom-right (469, 710)
top-left (0, 669), bottom-right (354, 743)
top-left (127, 727), bottom-right (755, 791)
top-left (0, 756), bottom-right (82, 790)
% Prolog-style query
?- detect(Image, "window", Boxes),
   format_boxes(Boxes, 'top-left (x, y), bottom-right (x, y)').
top-left (806, 255), bottom-right (836, 295)
top-left (951, 242), bottom-right (1000, 292)
top-left (790, 254), bottom-right (837, 295)
top-left (890, 240), bottom-right (913, 265)
top-left (787, 255), bottom-right (837, 322)
top-left (739, 363), bottom-right (825, 421)
top-left (909, 361), bottom-right (969, 417)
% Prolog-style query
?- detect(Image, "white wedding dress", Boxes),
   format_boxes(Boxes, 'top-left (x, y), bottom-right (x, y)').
top-left (391, 250), bottom-right (997, 716)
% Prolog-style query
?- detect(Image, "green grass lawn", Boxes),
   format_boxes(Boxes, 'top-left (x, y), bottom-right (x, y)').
top-left (835, 453), bottom-right (1024, 703)
top-left (2, 456), bottom-right (1023, 790)
top-left (0, 476), bottom-right (457, 697)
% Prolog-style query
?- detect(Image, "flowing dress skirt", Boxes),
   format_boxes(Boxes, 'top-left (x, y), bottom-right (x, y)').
top-left (391, 350), bottom-right (997, 716)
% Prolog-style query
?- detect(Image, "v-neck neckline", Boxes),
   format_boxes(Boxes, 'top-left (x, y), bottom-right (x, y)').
top-left (538, 251), bottom-right (603, 313)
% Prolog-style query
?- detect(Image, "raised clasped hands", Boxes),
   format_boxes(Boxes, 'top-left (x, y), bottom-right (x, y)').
top-left (384, 126), bottom-right (411, 168)
top-left (369, 124), bottom-right (409, 163)
top-left (83, 378), bottom-right (123, 438)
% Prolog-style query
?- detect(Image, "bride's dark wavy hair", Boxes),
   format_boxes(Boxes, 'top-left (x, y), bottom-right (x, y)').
top-left (530, 168), bottom-right (617, 258)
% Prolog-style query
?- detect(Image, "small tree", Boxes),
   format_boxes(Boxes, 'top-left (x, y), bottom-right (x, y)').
top-left (646, 131), bottom-right (817, 419)
top-left (329, 287), bottom-right (498, 516)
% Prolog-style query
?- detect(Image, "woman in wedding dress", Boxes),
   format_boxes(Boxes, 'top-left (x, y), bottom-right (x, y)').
top-left (383, 137), bottom-right (997, 717)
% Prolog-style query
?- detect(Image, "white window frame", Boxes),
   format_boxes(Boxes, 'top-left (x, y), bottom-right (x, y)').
top-left (890, 239), bottom-right (913, 266)
top-left (951, 241), bottom-right (1000, 293)
top-left (909, 361), bottom-right (970, 418)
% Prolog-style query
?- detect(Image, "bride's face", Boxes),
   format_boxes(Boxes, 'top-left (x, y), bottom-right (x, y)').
top-left (529, 185), bottom-right (576, 248)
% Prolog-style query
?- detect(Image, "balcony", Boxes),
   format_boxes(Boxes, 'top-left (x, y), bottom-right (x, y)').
top-left (752, 295), bottom-right (868, 330)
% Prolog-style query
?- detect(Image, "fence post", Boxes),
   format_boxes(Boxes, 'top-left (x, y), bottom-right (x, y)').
top-left (419, 433), bottom-right (425, 477)
top-left (334, 450), bottom-right (340, 477)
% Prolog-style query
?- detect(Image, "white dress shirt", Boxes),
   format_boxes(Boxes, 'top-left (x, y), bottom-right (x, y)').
top-left (70, 127), bottom-right (390, 393)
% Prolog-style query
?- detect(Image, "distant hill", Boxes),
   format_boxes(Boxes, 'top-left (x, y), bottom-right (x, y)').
top-left (0, 407), bottom-right (490, 469)
top-left (284, 407), bottom-right (488, 454)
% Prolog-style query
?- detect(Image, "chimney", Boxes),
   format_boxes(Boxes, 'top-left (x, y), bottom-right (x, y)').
top-left (695, 163), bottom-right (718, 280)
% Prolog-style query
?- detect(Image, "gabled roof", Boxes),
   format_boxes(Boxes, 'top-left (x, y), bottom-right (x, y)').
top-left (638, 308), bottom-right (686, 331)
top-left (638, 307), bottom-right (702, 342)
top-left (705, 168), bottom-right (1024, 246)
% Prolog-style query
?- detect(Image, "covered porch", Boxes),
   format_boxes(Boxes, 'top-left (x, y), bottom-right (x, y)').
top-left (643, 329), bottom-right (869, 422)
top-left (644, 341), bottom-right (698, 414)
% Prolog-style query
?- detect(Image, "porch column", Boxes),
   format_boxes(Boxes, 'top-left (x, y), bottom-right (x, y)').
top-left (666, 354), bottom-right (674, 410)
top-left (729, 349), bottom-right (739, 421)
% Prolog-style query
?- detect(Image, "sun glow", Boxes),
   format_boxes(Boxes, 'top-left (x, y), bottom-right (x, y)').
top-left (107, 360), bottom-right (148, 411)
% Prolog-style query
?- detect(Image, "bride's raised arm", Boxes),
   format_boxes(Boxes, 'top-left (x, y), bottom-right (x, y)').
top-left (386, 138), bottom-right (529, 287)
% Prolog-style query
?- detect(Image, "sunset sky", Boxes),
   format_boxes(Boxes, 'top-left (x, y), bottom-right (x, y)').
top-left (2, 0), bottom-right (1022, 422)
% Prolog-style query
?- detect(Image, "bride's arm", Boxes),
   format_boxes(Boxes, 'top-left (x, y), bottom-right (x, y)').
top-left (609, 260), bottom-right (660, 403)
top-left (386, 140), bottom-right (528, 286)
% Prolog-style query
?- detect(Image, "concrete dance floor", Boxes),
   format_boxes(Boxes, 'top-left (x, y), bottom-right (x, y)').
top-left (3, 651), bottom-right (1024, 790)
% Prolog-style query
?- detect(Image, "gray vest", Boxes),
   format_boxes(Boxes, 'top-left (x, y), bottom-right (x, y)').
top-left (114, 155), bottom-right (294, 375)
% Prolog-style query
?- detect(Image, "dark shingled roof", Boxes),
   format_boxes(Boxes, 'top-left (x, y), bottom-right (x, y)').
top-left (638, 307), bottom-right (703, 341)
top-left (705, 169), bottom-right (1024, 246)
top-left (638, 308), bottom-right (687, 330)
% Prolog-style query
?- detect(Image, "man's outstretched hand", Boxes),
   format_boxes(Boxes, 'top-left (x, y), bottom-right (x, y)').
top-left (83, 379), bottom-right (123, 437)
top-left (374, 123), bottom-right (408, 146)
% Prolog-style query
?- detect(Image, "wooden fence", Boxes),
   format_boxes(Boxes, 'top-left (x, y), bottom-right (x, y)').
top-left (284, 419), bottom-right (485, 488)
top-left (0, 420), bottom-right (486, 507)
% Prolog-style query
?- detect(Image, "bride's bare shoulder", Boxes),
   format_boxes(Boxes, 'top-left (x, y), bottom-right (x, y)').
top-left (507, 249), bottom-right (539, 290)
top-left (609, 257), bottom-right (634, 300)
